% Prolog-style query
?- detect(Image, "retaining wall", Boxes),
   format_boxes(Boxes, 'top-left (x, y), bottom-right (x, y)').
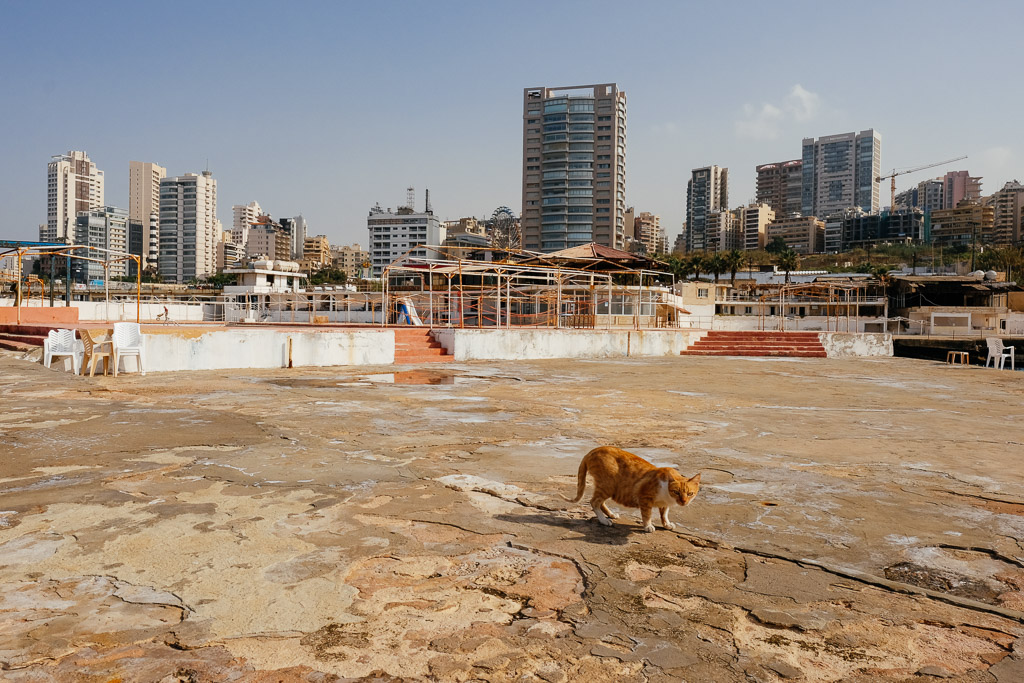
top-left (819, 332), bottom-right (893, 358)
top-left (136, 328), bottom-right (393, 373)
top-left (431, 328), bottom-right (706, 361)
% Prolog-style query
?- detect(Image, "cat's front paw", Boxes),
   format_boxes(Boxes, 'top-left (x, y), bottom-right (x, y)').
top-left (643, 524), bottom-right (656, 533)
top-left (663, 521), bottom-right (676, 530)
top-left (597, 516), bottom-right (614, 526)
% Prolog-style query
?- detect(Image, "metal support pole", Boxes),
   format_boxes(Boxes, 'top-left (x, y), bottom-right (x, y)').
top-left (66, 251), bottom-right (71, 306)
top-left (49, 256), bottom-right (55, 307)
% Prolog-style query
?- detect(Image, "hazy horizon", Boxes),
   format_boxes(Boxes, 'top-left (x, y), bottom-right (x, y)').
top-left (2, 1), bottom-right (1021, 248)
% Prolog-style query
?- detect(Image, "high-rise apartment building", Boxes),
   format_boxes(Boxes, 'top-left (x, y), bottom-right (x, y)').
top-left (740, 203), bottom-right (776, 251)
top-left (232, 201), bottom-right (263, 250)
top-left (943, 170), bottom-right (983, 209)
top-left (801, 130), bottom-right (881, 217)
top-left (44, 151), bottom-right (104, 242)
top-left (521, 83), bottom-right (627, 252)
top-left (755, 160), bottom-right (802, 216)
top-left (128, 161), bottom-right (166, 272)
top-left (705, 209), bottom-right (741, 253)
top-left (916, 178), bottom-right (945, 214)
top-left (634, 212), bottom-right (664, 255)
top-left (73, 206), bottom-right (129, 281)
top-left (993, 180), bottom-right (1024, 246)
top-left (158, 171), bottom-right (218, 283)
top-left (685, 165), bottom-right (728, 252)
top-left (282, 215), bottom-right (308, 260)
top-left (367, 196), bottom-right (445, 278)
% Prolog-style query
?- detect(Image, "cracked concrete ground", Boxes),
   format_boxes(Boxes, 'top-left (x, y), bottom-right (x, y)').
top-left (1, 353), bottom-right (1024, 682)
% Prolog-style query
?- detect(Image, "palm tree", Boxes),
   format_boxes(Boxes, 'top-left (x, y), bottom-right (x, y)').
top-left (724, 250), bottom-right (747, 288)
top-left (688, 253), bottom-right (707, 281)
top-left (776, 249), bottom-right (799, 284)
top-left (707, 254), bottom-right (727, 283)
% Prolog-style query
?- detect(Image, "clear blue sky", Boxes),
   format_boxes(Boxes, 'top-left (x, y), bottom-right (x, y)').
top-left (1, 1), bottom-right (1020, 247)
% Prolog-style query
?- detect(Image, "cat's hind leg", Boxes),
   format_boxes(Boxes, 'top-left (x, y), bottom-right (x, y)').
top-left (640, 506), bottom-right (656, 533)
top-left (590, 496), bottom-right (614, 526)
top-left (659, 507), bottom-right (676, 530)
top-left (600, 502), bottom-right (619, 519)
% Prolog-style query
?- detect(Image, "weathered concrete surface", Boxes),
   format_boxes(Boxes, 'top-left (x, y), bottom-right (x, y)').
top-left (820, 332), bottom-right (893, 358)
top-left (1, 354), bottom-right (1023, 681)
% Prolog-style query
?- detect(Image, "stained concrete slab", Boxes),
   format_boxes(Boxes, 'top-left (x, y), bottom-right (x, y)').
top-left (1, 354), bottom-right (1023, 681)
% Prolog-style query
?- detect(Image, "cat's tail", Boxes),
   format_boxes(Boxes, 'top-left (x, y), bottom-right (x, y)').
top-left (560, 458), bottom-right (588, 502)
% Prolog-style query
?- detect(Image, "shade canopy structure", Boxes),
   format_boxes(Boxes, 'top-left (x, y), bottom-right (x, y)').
top-left (0, 242), bottom-right (142, 324)
top-left (381, 244), bottom-right (682, 331)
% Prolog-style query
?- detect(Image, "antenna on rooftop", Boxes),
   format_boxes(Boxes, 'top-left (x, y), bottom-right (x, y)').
top-left (425, 188), bottom-right (432, 214)
top-left (406, 186), bottom-right (415, 210)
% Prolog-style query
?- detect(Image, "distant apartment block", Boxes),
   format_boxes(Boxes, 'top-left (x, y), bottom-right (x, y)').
top-left (930, 201), bottom-right (995, 248)
top-left (755, 160), bottom-right (802, 216)
top-left (705, 209), bottom-right (740, 253)
top-left (367, 194), bottom-right (445, 278)
top-left (993, 180), bottom-right (1024, 246)
top-left (73, 206), bottom-right (129, 281)
top-left (633, 212), bottom-right (664, 254)
top-left (158, 171), bottom-right (218, 283)
top-left (801, 130), bottom-right (881, 217)
top-left (128, 161), bottom-right (166, 272)
top-left (685, 165), bottom-right (728, 252)
top-left (282, 215), bottom-right (307, 260)
top-left (44, 151), bottom-right (104, 242)
top-left (767, 215), bottom-right (825, 254)
top-left (232, 201), bottom-right (263, 250)
top-left (303, 234), bottom-right (331, 269)
top-left (216, 230), bottom-right (245, 271)
top-left (740, 203), bottom-right (775, 251)
top-left (521, 83), bottom-right (627, 251)
top-left (943, 170), bottom-right (983, 209)
top-left (331, 243), bottom-right (369, 278)
top-left (245, 215), bottom-right (291, 261)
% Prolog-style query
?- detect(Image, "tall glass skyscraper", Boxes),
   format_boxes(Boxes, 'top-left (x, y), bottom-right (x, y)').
top-left (801, 129), bottom-right (881, 217)
top-left (521, 84), bottom-right (626, 252)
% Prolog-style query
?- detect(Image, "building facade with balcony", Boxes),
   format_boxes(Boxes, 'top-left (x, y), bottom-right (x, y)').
top-left (521, 83), bottom-right (627, 251)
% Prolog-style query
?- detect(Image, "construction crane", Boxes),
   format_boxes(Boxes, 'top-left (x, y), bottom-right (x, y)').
top-left (876, 155), bottom-right (968, 212)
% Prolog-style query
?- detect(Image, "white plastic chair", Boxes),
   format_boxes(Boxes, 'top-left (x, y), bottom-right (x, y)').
top-left (985, 337), bottom-right (1015, 370)
top-left (112, 322), bottom-right (146, 375)
top-left (43, 329), bottom-right (83, 374)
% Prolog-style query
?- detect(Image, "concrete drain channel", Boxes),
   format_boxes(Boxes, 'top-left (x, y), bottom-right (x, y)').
top-left (884, 546), bottom-right (1024, 609)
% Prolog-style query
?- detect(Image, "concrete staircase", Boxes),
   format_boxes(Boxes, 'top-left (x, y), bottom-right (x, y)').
top-left (393, 328), bottom-right (452, 364)
top-left (0, 324), bottom-right (52, 353)
top-left (681, 330), bottom-right (827, 358)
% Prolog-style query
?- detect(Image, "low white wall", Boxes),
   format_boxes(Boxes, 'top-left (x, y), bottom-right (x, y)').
top-left (135, 329), bottom-right (393, 373)
top-left (820, 333), bottom-right (892, 357)
top-left (432, 328), bottom-right (705, 361)
top-left (73, 300), bottom-right (206, 322)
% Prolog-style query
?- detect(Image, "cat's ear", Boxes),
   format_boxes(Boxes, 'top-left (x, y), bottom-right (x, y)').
top-left (690, 472), bottom-right (701, 484)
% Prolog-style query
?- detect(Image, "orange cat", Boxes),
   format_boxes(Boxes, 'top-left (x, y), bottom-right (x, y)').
top-left (562, 446), bottom-right (701, 532)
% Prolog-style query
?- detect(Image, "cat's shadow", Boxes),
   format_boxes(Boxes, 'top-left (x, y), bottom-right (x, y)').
top-left (494, 511), bottom-right (635, 545)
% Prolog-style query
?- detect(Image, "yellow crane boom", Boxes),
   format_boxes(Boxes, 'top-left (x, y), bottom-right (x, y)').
top-left (876, 155), bottom-right (968, 211)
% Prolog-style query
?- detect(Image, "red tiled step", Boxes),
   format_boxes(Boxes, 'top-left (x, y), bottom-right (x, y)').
top-left (0, 333), bottom-right (47, 347)
top-left (0, 338), bottom-right (38, 353)
top-left (681, 350), bottom-right (827, 357)
top-left (682, 330), bottom-right (827, 358)
top-left (392, 328), bottom-right (453, 363)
